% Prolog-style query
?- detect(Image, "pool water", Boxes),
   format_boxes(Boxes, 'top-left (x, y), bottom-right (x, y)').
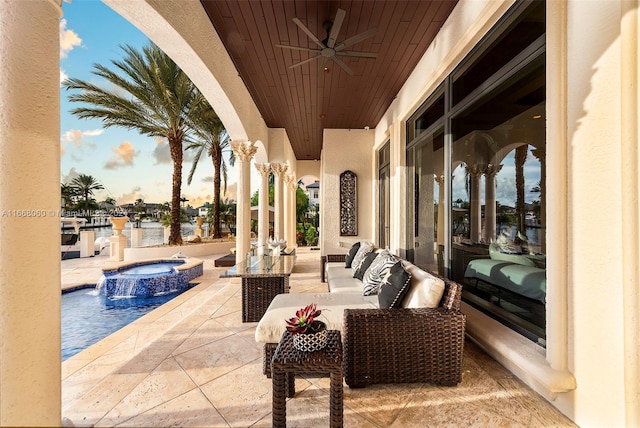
top-left (120, 262), bottom-right (182, 275)
top-left (61, 287), bottom-right (183, 361)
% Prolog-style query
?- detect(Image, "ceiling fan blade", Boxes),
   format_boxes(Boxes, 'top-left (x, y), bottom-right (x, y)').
top-left (275, 44), bottom-right (320, 54)
top-left (320, 56), bottom-right (329, 69)
top-left (292, 17), bottom-right (325, 49)
top-left (289, 54), bottom-right (321, 69)
top-left (335, 50), bottom-right (377, 58)
top-left (334, 27), bottom-right (377, 51)
top-left (331, 56), bottom-right (354, 75)
top-left (326, 8), bottom-right (346, 48)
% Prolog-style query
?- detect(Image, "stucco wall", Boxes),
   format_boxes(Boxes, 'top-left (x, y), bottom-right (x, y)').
top-left (368, 0), bottom-right (640, 425)
top-left (320, 129), bottom-right (374, 256)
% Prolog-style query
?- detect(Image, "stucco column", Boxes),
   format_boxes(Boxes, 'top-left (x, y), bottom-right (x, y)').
top-left (231, 141), bottom-right (257, 263)
top-left (468, 164), bottom-right (484, 243)
top-left (255, 163), bottom-right (271, 254)
top-left (483, 164), bottom-right (502, 243)
top-left (271, 162), bottom-right (288, 241)
top-left (283, 173), bottom-right (296, 248)
top-left (289, 176), bottom-right (298, 248)
top-left (0, 0), bottom-right (62, 425)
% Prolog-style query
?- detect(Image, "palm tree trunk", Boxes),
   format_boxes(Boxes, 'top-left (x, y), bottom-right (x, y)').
top-left (211, 146), bottom-right (222, 238)
top-left (515, 145), bottom-right (528, 233)
top-left (169, 137), bottom-right (183, 245)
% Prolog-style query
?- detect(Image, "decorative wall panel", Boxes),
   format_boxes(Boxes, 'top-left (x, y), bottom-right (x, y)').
top-left (340, 170), bottom-right (357, 236)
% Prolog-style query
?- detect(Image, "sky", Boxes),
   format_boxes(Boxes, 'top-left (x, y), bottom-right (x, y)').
top-left (59, 0), bottom-right (251, 208)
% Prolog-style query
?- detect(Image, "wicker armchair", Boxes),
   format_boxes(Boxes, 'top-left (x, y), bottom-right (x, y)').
top-left (323, 254), bottom-right (466, 388)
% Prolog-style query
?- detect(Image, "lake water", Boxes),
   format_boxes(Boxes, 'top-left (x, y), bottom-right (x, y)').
top-left (91, 221), bottom-right (197, 250)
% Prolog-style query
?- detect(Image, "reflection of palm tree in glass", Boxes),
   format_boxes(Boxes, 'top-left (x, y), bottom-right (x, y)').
top-left (515, 145), bottom-right (528, 233)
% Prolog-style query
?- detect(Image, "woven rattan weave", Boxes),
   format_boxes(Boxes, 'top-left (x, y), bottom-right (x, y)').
top-left (264, 254), bottom-right (466, 388)
top-left (271, 330), bottom-right (343, 428)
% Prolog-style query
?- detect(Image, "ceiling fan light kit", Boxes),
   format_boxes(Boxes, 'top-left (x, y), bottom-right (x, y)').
top-left (276, 8), bottom-right (377, 75)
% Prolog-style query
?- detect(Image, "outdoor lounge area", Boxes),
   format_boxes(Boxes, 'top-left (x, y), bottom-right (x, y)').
top-left (61, 247), bottom-right (574, 427)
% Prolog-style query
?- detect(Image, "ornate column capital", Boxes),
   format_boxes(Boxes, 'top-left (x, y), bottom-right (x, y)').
top-left (434, 174), bottom-right (445, 185)
top-left (467, 164), bottom-right (485, 177)
top-left (284, 173), bottom-right (296, 187)
top-left (230, 140), bottom-right (257, 162)
top-left (255, 162), bottom-right (271, 177)
top-left (271, 162), bottom-right (289, 177)
top-left (484, 164), bottom-right (503, 177)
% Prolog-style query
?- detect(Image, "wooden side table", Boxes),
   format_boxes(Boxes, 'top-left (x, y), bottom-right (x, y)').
top-left (271, 330), bottom-right (343, 428)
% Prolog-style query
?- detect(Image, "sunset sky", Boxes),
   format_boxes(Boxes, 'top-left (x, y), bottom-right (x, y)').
top-left (59, 0), bottom-right (257, 209)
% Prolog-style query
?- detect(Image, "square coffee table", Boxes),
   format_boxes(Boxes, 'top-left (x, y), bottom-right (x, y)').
top-left (271, 330), bottom-right (343, 428)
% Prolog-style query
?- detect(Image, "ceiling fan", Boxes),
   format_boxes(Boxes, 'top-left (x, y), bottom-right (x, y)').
top-left (276, 8), bottom-right (377, 75)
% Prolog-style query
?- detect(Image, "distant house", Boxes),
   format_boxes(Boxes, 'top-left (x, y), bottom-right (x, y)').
top-left (197, 205), bottom-right (209, 217)
top-left (306, 180), bottom-right (320, 206)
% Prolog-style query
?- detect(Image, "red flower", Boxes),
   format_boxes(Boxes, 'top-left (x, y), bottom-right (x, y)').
top-left (285, 303), bottom-right (323, 335)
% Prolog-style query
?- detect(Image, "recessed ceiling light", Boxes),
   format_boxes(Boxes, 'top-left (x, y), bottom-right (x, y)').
top-left (533, 114), bottom-right (542, 119)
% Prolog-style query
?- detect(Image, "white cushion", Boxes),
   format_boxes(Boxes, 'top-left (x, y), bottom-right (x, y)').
top-left (400, 261), bottom-right (445, 308)
top-left (255, 292), bottom-right (379, 343)
top-left (326, 263), bottom-right (354, 283)
top-left (328, 277), bottom-right (363, 293)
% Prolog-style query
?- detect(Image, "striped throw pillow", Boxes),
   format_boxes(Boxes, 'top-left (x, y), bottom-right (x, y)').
top-left (362, 250), bottom-right (397, 296)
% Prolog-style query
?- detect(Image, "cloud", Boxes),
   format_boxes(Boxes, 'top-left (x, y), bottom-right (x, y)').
top-left (60, 69), bottom-right (68, 87)
top-left (201, 176), bottom-right (214, 183)
top-left (181, 193), bottom-right (211, 209)
top-left (224, 183), bottom-right (238, 202)
top-left (61, 167), bottom-right (81, 184)
top-left (59, 19), bottom-right (82, 59)
top-left (61, 129), bottom-right (103, 149)
top-left (104, 141), bottom-right (138, 169)
top-left (115, 186), bottom-right (143, 205)
top-left (153, 137), bottom-right (172, 164)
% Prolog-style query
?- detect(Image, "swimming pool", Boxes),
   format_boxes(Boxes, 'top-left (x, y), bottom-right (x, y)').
top-left (61, 287), bottom-right (186, 361)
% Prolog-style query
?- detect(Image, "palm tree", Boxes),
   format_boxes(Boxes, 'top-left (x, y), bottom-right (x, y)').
top-left (63, 43), bottom-right (202, 245)
top-left (70, 174), bottom-right (104, 213)
top-left (515, 145), bottom-right (528, 233)
top-left (60, 183), bottom-right (77, 211)
top-left (186, 98), bottom-right (234, 238)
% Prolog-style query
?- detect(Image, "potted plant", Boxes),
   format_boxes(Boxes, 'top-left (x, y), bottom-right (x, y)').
top-left (285, 303), bottom-right (327, 352)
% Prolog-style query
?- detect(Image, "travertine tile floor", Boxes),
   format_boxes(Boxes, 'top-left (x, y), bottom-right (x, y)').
top-left (61, 247), bottom-right (576, 427)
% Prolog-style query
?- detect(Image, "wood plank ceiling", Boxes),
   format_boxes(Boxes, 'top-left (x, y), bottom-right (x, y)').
top-left (200, 0), bottom-right (458, 160)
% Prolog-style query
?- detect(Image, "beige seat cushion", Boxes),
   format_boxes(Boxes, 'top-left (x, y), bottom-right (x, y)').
top-left (326, 262), bottom-right (354, 282)
top-left (400, 261), bottom-right (445, 308)
top-left (255, 292), bottom-right (378, 343)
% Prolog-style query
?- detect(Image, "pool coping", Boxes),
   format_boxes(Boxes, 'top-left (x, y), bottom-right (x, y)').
top-left (100, 257), bottom-right (205, 273)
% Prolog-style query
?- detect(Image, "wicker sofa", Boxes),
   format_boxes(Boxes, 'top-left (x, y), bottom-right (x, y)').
top-left (256, 252), bottom-right (466, 388)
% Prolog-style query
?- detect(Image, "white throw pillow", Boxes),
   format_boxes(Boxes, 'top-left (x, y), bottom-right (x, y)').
top-left (401, 261), bottom-right (445, 308)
